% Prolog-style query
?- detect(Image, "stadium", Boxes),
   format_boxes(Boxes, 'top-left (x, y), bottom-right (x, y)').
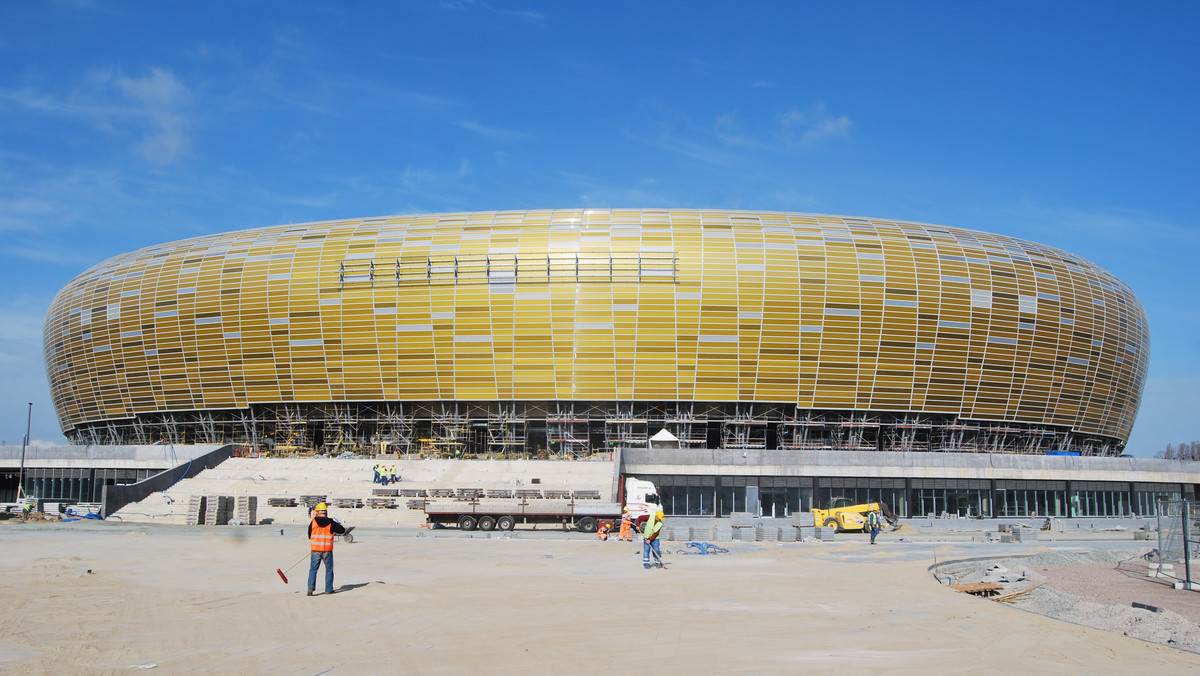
top-left (29, 209), bottom-right (1194, 519)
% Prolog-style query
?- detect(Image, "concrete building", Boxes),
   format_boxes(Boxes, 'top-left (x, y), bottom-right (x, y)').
top-left (31, 209), bottom-right (1189, 519)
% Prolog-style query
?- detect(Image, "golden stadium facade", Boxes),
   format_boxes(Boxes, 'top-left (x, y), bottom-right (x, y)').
top-left (43, 209), bottom-right (1149, 456)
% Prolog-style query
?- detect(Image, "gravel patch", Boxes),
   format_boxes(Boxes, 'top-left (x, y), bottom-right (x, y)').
top-left (939, 547), bottom-right (1200, 653)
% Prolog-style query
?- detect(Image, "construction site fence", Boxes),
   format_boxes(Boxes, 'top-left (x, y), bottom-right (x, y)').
top-left (1153, 499), bottom-right (1198, 590)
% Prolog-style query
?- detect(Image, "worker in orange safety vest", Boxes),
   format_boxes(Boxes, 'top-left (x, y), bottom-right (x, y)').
top-left (307, 502), bottom-right (346, 596)
top-left (618, 508), bottom-right (633, 541)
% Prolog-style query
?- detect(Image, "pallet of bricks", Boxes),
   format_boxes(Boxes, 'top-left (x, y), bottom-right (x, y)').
top-left (205, 495), bottom-right (233, 525)
top-left (186, 495), bottom-right (207, 525)
top-left (235, 496), bottom-right (258, 525)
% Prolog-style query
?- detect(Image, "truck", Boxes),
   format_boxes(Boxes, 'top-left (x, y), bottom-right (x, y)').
top-left (424, 476), bottom-right (660, 533)
top-left (812, 497), bottom-right (900, 533)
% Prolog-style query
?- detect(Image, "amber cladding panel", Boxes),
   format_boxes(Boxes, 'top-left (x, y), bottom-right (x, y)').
top-left (44, 210), bottom-right (1149, 445)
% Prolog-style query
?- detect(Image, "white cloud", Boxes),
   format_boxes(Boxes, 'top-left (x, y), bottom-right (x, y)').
top-left (1001, 201), bottom-right (1200, 250)
top-left (116, 68), bottom-right (191, 165)
top-left (777, 103), bottom-right (852, 147)
top-left (1, 67), bottom-right (192, 165)
top-left (457, 120), bottom-right (533, 143)
top-left (713, 112), bottom-right (767, 150)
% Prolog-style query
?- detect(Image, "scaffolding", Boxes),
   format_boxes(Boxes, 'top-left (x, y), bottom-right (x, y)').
top-left (63, 400), bottom-right (1126, 458)
top-left (779, 410), bottom-right (829, 450)
top-left (661, 404), bottom-right (708, 448)
top-left (605, 404), bottom-right (647, 448)
top-left (486, 404), bottom-right (527, 457)
top-left (547, 404), bottom-right (590, 458)
top-left (376, 404), bottom-right (414, 455)
top-left (431, 405), bottom-right (468, 458)
top-left (722, 405), bottom-right (768, 449)
top-left (321, 404), bottom-right (359, 455)
top-left (271, 405), bottom-right (309, 455)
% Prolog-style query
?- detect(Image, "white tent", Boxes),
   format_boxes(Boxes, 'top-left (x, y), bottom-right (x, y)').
top-left (649, 427), bottom-right (680, 449)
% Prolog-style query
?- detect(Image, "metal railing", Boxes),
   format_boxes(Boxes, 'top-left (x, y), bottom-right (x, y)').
top-left (1153, 499), bottom-right (1197, 590)
top-left (340, 251), bottom-right (677, 286)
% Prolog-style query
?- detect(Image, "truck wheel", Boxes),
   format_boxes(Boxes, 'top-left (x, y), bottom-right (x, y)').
top-left (497, 515), bottom-right (516, 531)
top-left (457, 515), bottom-right (477, 531)
top-left (577, 516), bottom-right (598, 533)
top-left (477, 515), bottom-right (496, 531)
top-left (823, 517), bottom-right (842, 533)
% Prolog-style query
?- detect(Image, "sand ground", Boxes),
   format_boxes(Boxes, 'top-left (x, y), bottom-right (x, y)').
top-left (1, 521), bottom-right (1197, 675)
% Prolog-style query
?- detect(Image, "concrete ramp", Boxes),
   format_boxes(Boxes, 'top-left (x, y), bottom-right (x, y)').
top-left (114, 456), bottom-right (618, 526)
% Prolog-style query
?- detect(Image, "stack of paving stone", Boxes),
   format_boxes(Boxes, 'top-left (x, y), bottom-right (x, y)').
top-left (815, 526), bottom-right (836, 541)
top-left (300, 495), bottom-right (328, 511)
top-left (186, 495), bottom-right (207, 525)
top-left (205, 495), bottom-right (233, 525)
top-left (729, 512), bottom-right (755, 529)
top-left (792, 512), bottom-right (816, 527)
top-left (689, 527), bottom-right (712, 540)
top-left (778, 527), bottom-right (798, 542)
top-left (1011, 526), bottom-right (1032, 542)
top-left (732, 527), bottom-right (757, 541)
top-left (712, 527), bottom-right (733, 541)
top-left (795, 526), bottom-right (816, 540)
top-left (234, 496), bottom-right (258, 525)
top-left (756, 526), bottom-right (781, 541)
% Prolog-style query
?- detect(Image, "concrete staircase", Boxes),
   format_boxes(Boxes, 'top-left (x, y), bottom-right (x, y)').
top-left (113, 456), bottom-right (618, 527)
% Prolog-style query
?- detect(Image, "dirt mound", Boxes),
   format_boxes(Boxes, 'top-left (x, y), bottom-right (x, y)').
top-left (941, 548), bottom-right (1200, 654)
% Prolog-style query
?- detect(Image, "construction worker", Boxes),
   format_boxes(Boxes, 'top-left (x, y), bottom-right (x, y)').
top-left (642, 508), bottom-right (664, 568)
top-left (307, 502), bottom-right (346, 596)
top-left (867, 509), bottom-right (881, 545)
top-left (618, 508), bottom-right (632, 541)
top-left (389, 464), bottom-right (398, 483)
top-left (597, 521), bottom-right (611, 541)
top-left (372, 464), bottom-right (380, 484)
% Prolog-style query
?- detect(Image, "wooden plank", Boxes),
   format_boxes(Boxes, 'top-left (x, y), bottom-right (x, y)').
top-left (950, 583), bottom-right (1004, 596)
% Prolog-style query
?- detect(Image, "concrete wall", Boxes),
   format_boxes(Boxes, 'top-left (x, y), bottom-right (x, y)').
top-left (101, 445), bottom-right (237, 517)
top-left (0, 444), bottom-right (225, 470)
top-left (621, 448), bottom-right (1200, 484)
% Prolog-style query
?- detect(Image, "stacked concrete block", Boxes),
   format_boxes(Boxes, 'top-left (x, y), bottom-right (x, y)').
top-left (689, 527), bottom-right (712, 540)
top-left (186, 495), bottom-right (207, 525)
top-left (712, 528), bottom-right (733, 541)
top-left (792, 512), bottom-right (816, 528)
top-left (778, 528), bottom-right (798, 542)
top-left (815, 526), bottom-right (835, 541)
top-left (732, 527), bottom-right (756, 541)
top-left (235, 496), bottom-right (258, 525)
top-left (730, 512), bottom-right (755, 529)
top-left (756, 526), bottom-right (780, 541)
top-left (205, 495), bottom-right (232, 525)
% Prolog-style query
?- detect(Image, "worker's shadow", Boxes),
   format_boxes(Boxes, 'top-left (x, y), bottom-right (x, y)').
top-left (333, 582), bottom-right (371, 594)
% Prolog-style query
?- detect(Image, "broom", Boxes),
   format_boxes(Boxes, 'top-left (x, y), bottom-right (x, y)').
top-left (276, 553), bottom-right (309, 584)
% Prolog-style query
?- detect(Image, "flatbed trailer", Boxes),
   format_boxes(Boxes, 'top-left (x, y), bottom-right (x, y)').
top-left (425, 497), bottom-right (623, 532)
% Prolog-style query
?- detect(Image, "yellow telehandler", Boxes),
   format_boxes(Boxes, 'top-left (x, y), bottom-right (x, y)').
top-left (813, 497), bottom-right (900, 533)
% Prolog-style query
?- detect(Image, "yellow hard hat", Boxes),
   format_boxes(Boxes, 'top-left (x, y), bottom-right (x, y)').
top-left (315, 502), bottom-right (328, 512)
top-left (655, 509), bottom-right (664, 517)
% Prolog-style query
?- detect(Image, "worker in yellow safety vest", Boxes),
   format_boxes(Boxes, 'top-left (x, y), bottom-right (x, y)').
top-left (642, 509), bottom-right (664, 568)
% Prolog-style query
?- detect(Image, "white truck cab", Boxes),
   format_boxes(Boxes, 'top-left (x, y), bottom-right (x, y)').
top-left (623, 477), bottom-right (661, 520)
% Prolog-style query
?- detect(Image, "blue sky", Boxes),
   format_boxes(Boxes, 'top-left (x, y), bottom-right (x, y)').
top-left (2, 1), bottom-right (1197, 456)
